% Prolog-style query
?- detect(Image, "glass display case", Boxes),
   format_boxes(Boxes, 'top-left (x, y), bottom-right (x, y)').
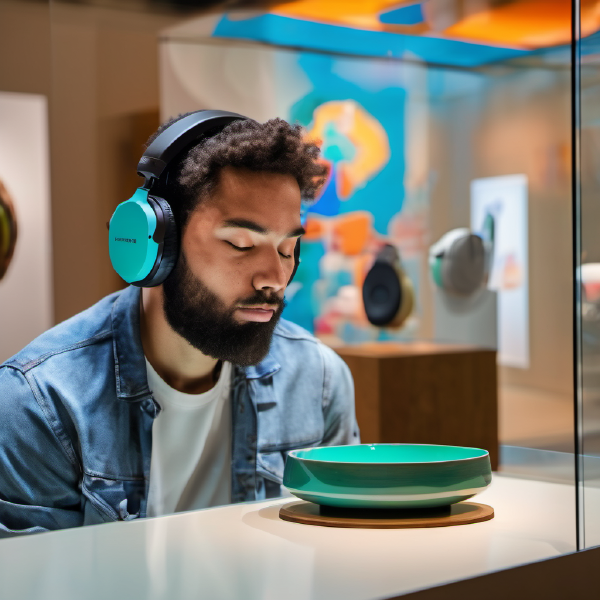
top-left (575, 0), bottom-right (600, 550)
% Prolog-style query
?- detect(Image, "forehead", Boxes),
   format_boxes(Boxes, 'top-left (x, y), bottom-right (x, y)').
top-left (202, 166), bottom-right (302, 227)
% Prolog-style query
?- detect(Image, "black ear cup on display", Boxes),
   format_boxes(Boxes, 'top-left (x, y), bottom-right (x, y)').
top-left (362, 244), bottom-right (414, 328)
top-left (362, 260), bottom-right (401, 326)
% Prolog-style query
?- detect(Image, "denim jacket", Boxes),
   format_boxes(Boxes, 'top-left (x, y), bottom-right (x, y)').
top-left (0, 285), bottom-right (359, 536)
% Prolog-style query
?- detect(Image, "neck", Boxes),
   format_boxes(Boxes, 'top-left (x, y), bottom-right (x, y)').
top-left (140, 286), bottom-right (220, 394)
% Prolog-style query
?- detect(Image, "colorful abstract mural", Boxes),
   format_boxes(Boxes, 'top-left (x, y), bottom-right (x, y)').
top-left (273, 52), bottom-right (429, 344)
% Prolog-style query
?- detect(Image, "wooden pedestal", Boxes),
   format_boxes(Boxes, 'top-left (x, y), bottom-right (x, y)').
top-left (335, 342), bottom-right (498, 470)
top-left (279, 501), bottom-right (494, 529)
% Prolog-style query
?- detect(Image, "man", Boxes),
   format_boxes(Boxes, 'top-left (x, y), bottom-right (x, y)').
top-left (0, 113), bottom-right (359, 536)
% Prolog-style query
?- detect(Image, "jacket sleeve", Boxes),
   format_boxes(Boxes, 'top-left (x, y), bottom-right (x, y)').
top-left (319, 344), bottom-right (360, 446)
top-left (0, 366), bottom-right (83, 537)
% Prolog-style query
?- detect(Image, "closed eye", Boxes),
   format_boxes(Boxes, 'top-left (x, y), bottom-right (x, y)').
top-left (225, 241), bottom-right (253, 251)
top-left (225, 240), bottom-right (292, 259)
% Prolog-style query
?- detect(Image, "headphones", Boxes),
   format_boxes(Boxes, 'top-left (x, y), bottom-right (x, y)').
top-left (362, 244), bottom-right (415, 328)
top-left (0, 178), bottom-right (18, 282)
top-left (108, 109), bottom-right (301, 287)
top-left (429, 228), bottom-right (492, 297)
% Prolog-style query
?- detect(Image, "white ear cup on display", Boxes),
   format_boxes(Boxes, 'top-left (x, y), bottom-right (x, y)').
top-left (429, 228), bottom-right (491, 297)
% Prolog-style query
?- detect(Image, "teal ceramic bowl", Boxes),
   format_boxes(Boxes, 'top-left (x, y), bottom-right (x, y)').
top-left (283, 444), bottom-right (492, 509)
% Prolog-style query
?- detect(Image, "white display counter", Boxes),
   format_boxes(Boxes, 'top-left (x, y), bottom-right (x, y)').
top-left (0, 475), bottom-right (578, 600)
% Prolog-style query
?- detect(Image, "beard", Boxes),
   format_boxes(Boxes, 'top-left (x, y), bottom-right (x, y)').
top-left (162, 253), bottom-right (286, 367)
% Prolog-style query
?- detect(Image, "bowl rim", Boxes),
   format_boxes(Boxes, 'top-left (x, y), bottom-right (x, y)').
top-left (287, 443), bottom-right (490, 465)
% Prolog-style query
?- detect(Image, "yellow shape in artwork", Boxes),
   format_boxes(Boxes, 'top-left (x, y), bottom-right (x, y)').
top-left (308, 100), bottom-right (390, 199)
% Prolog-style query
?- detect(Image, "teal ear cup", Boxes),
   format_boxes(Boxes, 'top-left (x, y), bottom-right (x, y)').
top-left (430, 254), bottom-right (444, 288)
top-left (109, 188), bottom-right (159, 284)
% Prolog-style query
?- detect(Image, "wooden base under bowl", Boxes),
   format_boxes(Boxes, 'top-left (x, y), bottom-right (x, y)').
top-left (279, 501), bottom-right (494, 529)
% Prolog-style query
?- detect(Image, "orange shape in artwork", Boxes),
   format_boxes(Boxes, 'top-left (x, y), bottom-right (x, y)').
top-left (332, 212), bottom-right (372, 256)
top-left (337, 165), bottom-right (354, 200)
top-left (271, 0), bottom-right (600, 49)
top-left (272, 0), bottom-right (404, 30)
top-left (304, 217), bottom-right (325, 241)
top-left (442, 0), bottom-right (600, 49)
top-left (501, 254), bottom-right (523, 290)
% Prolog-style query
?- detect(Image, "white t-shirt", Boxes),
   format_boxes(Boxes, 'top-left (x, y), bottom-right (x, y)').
top-left (145, 359), bottom-right (232, 517)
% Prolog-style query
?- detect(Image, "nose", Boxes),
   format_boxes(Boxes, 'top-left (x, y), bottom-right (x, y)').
top-left (252, 246), bottom-right (289, 293)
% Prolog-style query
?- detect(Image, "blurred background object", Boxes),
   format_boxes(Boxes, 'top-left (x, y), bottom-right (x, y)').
top-left (0, 179), bottom-right (18, 281)
top-left (362, 244), bottom-right (415, 329)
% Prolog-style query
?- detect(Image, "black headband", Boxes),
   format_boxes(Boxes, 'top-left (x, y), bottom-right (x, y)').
top-left (137, 109), bottom-right (250, 187)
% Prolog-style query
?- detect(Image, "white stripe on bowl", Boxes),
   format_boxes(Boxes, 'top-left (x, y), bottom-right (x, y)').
top-left (285, 486), bottom-right (488, 502)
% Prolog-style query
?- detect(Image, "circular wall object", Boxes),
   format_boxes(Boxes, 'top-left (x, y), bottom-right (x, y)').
top-left (0, 178), bottom-right (18, 281)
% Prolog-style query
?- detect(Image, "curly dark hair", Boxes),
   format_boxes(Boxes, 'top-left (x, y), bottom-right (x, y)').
top-left (146, 112), bottom-right (327, 233)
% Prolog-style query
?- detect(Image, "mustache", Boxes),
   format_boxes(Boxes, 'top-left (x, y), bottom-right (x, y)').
top-left (238, 291), bottom-right (285, 309)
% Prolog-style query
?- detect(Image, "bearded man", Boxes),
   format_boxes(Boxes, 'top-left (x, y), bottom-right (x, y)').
top-left (0, 112), bottom-right (359, 536)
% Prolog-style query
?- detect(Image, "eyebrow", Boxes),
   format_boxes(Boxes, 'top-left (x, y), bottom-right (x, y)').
top-left (221, 218), bottom-right (305, 238)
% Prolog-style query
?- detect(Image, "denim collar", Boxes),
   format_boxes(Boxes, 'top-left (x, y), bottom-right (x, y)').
top-left (242, 355), bottom-right (280, 380)
top-left (111, 285), bottom-right (150, 401)
top-left (110, 285), bottom-right (281, 400)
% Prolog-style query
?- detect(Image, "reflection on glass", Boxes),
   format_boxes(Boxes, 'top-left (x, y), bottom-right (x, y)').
top-left (577, 0), bottom-right (600, 550)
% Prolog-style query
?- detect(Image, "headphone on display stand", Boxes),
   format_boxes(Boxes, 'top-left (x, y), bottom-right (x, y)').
top-left (428, 226), bottom-right (493, 298)
top-left (362, 244), bottom-right (415, 328)
top-left (108, 109), bottom-right (302, 287)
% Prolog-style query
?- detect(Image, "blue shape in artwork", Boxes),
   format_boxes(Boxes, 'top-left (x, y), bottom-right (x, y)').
top-left (334, 270), bottom-right (353, 290)
top-left (308, 164), bottom-right (340, 217)
top-left (213, 13), bottom-right (529, 67)
top-left (581, 29), bottom-right (600, 57)
top-left (282, 240), bottom-right (325, 331)
top-left (379, 3), bottom-right (425, 26)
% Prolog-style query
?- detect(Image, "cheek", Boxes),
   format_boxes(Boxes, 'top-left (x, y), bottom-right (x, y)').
top-left (182, 229), bottom-right (249, 296)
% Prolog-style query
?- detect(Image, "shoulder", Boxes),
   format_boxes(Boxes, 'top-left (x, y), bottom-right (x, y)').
top-left (2, 289), bottom-right (122, 373)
